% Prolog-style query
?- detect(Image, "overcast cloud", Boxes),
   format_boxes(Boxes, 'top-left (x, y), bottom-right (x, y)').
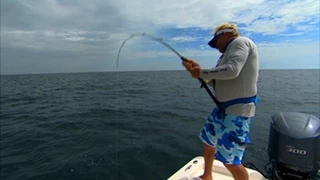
top-left (1, 0), bottom-right (319, 74)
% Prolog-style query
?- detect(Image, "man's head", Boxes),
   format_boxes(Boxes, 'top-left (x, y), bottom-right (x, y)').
top-left (208, 22), bottom-right (239, 53)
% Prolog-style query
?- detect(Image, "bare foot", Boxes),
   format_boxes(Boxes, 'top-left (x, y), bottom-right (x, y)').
top-left (199, 174), bottom-right (213, 180)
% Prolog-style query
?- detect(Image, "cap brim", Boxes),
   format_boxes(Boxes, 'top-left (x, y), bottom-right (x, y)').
top-left (208, 36), bottom-right (218, 48)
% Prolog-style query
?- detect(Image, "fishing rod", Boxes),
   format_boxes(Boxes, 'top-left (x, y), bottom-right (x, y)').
top-left (116, 32), bottom-right (222, 109)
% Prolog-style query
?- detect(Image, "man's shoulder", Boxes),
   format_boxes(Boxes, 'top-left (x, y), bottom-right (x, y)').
top-left (234, 36), bottom-right (255, 44)
top-left (229, 36), bottom-right (257, 50)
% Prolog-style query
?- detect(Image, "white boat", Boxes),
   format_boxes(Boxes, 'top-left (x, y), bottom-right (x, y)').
top-left (167, 156), bottom-right (267, 180)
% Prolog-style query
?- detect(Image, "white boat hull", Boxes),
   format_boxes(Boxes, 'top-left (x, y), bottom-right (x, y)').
top-left (167, 156), bottom-right (268, 180)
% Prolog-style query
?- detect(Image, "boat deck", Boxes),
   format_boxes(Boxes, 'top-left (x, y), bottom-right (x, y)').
top-left (167, 156), bottom-right (268, 180)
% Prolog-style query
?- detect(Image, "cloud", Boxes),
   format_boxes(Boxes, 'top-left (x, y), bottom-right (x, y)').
top-left (171, 36), bottom-right (198, 43)
top-left (3, 0), bottom-right (319, 34)
top-left (1, 0), bottom-right (126, 30)
top-left (1, 0), bottom-right (319, 74)
top-left (110, 0), bottom-right (319, 33)
top-left (257, 41), bottom-right (319, 59)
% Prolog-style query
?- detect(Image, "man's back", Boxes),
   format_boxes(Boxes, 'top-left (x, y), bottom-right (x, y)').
top-left (215, 36), bottom-right (259, 117)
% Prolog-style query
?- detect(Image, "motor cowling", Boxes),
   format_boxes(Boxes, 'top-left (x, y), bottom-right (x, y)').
top-left (268, 112), bottom-right (320, 180)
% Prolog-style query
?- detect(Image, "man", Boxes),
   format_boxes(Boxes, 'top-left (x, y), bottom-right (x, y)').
top-left (182, 22), bottom-right (259, 180)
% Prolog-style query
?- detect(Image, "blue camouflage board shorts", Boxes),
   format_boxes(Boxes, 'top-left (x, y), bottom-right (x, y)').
top-left (199, 107), bottom-right (251, 165)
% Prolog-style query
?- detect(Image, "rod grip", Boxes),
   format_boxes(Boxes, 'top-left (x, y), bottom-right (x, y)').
top-left (180, 57), bottom-right (187, 61)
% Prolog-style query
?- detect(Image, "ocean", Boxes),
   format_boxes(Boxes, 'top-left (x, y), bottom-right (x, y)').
top-left (1, 69), bottom-right (319, 180)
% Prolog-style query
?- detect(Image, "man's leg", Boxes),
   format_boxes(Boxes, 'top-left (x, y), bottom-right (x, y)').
top-left (224, 163), bottom-right (249, 180)
top-left (199, 143), bottom-right (216, 180)
top-left (219, 114), bottom-right (251, 180)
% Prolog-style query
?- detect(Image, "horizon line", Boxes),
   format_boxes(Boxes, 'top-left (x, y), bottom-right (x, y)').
top-left (1, 68), bottom-right (319, 76)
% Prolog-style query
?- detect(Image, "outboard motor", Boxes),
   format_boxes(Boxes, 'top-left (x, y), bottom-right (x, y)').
top-left (267, 112), bottom-right (320, 180)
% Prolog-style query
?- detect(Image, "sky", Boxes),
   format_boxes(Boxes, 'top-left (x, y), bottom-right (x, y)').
top-left (1, 0), bottom-right (319, 75)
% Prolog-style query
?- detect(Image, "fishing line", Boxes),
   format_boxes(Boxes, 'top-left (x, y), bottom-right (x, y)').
top-left (116, 32), bottom-right (222, 109)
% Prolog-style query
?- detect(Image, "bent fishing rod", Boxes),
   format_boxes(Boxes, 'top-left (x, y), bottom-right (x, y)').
top-left (116, 32), bottom-right (222, 109)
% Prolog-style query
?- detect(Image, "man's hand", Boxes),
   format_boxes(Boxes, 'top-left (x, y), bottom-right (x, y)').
top-left (182, 58), bottom-right (201, 78)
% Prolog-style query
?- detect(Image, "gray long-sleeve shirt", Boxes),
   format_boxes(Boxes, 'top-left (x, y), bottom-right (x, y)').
top-left (200, 36), bottom-right (259, 117)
